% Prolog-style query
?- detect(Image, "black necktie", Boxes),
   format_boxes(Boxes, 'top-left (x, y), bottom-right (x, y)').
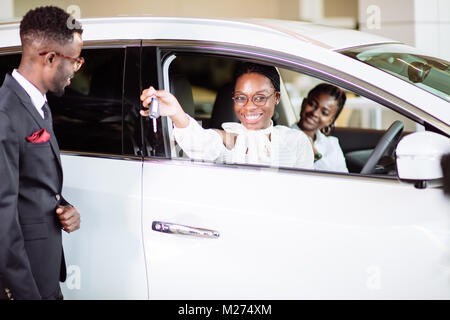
top-left (42, 101), bottom-right (53, 129)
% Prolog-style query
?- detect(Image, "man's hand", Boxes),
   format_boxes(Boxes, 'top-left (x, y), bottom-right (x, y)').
top-left (56, 206), bottom-right (81, 233)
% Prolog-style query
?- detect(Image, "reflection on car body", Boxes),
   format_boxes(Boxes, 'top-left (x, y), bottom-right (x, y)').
top-left (0, 16), bottom-right (449, 299)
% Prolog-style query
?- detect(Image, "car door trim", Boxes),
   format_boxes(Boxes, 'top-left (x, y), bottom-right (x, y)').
top-left (61, 151), bottom-right (142, 162)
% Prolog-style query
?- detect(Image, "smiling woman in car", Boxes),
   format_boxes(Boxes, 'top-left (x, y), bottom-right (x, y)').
top-left (140, 62), bottom-right (314, 169)
top-left (293, 83), bottom-right (348, 173)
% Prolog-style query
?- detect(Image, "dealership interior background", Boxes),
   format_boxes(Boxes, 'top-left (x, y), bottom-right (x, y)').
top-left (0, 0), bottom-right (448, 61)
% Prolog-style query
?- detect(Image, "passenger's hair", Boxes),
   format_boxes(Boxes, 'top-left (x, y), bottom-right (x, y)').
top-left (308, 83), bottom-right (347, 121)
top-left (441, 152), bottom-right (450, 196)
top-left (20, 6), bottom-right (83, 46)
top-left (233, 62), bottom-right (280, 92)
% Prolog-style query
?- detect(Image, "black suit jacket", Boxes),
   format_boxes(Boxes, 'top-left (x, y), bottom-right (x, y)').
top-left (0, 74), bottom-right (68, 300)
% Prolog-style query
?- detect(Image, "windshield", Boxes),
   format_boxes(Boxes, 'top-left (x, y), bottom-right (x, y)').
top-left (340, 43), bottom-right (450, 102)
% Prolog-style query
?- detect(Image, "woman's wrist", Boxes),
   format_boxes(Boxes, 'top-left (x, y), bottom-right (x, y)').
top-left (171, 110), bottom-right (190, 128)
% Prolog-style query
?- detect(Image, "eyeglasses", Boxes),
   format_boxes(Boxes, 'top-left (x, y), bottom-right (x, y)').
top-left (39, 51), bottom-right (85, 71)
top-left (232, 92), bottom-right (277, 107)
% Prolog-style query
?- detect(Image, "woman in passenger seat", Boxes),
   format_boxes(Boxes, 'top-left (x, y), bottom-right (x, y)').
top-left (292, 83), bottom-right (348, 173)
top-left (140, 62), bottom-right (314, 169)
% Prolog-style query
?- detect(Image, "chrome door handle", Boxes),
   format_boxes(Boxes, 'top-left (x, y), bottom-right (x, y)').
top-left (152, 221), bottom-right (220, 239)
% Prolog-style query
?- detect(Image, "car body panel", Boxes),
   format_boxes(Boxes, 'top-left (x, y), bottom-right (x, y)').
top-left (142, 159), bottom-right (449, 299)
top-left (60, 155), bottom-right (148, 299)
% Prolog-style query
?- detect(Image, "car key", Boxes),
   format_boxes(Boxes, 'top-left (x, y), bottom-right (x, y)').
top-left (149, 97), bottom-right (160, 133)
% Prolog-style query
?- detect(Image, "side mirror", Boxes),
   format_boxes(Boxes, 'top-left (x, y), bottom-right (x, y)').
top-left (396, 131), bottom-right (450, 187)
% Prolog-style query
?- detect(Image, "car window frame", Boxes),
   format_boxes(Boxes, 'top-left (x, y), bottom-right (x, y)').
top-left (139, 40), bottom-right (447, 178)
top-left (49, 45), bottom-right (126, 156)
top-left (148, 40), bottom-right (448, 133)
top-left (0, 41), bottom-right (147, 161)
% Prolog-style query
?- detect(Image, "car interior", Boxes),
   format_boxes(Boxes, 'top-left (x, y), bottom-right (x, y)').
top-left (166, 53), bottom-right (421, 175)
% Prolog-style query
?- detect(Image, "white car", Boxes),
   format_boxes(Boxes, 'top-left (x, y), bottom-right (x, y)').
top-left (0, 17), bottom-right (449, 299)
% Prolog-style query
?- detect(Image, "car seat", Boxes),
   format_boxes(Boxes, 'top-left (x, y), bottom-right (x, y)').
top-left (209, 82), bottom-right (239, 129)
top-left (169, 74), bottom-right (195, 117)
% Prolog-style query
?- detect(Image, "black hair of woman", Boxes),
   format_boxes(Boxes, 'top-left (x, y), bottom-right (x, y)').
top-left (232, 62), bottom-right (280, 92)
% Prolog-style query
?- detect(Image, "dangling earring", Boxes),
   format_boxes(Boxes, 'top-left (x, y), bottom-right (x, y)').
top-left (321, 123), bottom-right (333, 136)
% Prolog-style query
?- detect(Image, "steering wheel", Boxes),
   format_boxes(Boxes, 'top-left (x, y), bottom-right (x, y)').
top-left (360, 120), bottom-right (404, 175)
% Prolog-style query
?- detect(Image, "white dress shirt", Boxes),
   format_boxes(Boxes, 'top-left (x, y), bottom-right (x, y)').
top-left (12, 69), bottom-right (47, 119)
top-left (291, 124), bottom-right (348, 173)
top-left (173, 116), bottom-right (314, 170)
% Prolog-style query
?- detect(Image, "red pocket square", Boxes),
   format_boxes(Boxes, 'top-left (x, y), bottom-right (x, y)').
top-left (26, 128), bottom-right (50, 143)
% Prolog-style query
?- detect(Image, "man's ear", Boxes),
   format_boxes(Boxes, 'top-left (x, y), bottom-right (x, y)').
top-left (48, 52), bottom-right (55, 64)
top-left (43, 52), bottom-right (55, 65)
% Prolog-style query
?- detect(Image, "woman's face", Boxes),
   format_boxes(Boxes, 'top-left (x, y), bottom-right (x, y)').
top-left (233, 72), bottom-right (279, 130)
top-left (299, 92), bottom-right (339, 133)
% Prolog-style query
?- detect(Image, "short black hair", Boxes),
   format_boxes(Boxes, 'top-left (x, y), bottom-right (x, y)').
top-left (307, 83), bottom-right (347, 121)
top-left (233, 62), bottom-right (280, 92)
top-left (20, 6), bottom-right (83, 46)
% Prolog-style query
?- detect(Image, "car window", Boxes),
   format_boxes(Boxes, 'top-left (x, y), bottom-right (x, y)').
top-left (168, 54), bottom-right (238, 129)
top-left (340, 44), bottom-right (450, 103)
top-left (280, 68), bottom-right (425, 174)
top-left (0, 53), bottom-right (21, 86)
top-left (47, 48), bottom-right (125, 155)
top-left (280, 68), bottom-right (424, 132)
top-left (154, 51), bottom-right (426, 177)
top-left (161, 54), bottom-right (240, 159)
top-left (0, 48), bottom-right (130, 156)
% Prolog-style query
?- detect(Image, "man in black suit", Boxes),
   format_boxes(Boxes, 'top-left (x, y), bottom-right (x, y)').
top-left (0, 6), bottom-right (82, 300)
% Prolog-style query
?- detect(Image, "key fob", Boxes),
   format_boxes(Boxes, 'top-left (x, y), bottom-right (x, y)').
top-left (148, 97), bottom-right (159, 133)
top-left (149, 97), bottom-right (160, 119)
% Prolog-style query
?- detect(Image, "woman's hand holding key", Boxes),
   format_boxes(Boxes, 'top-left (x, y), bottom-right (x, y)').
top-left (140, 86), bottom-right (190, 128)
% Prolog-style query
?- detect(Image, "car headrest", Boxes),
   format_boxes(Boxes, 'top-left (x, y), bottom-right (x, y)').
top-left (170, 74), bottom-right (195, 117)
top-left (209, 82), bottom-right (239, 129)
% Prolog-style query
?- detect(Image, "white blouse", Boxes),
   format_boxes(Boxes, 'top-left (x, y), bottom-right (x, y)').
top-left (291, 124), bottom-right (348, 173)
top-left (173, 116), bottom-right (314, 170)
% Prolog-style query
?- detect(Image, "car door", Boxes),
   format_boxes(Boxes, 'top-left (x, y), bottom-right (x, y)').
top-left (140, 43), bottom-right (450, 299)
top-left (51, 45), bottom-right (148, 299)
top-left (0, 43), bottom-right (150, 299)
top-left (142, 159), bottom-right (449, 299)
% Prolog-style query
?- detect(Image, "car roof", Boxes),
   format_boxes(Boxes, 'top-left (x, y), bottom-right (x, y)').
top-left (0, 16), bottom-right (395, 50)
top-left (240, 18), bottom-right (396, 50)
top-left (90, 17), bottom-right (398, 50)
